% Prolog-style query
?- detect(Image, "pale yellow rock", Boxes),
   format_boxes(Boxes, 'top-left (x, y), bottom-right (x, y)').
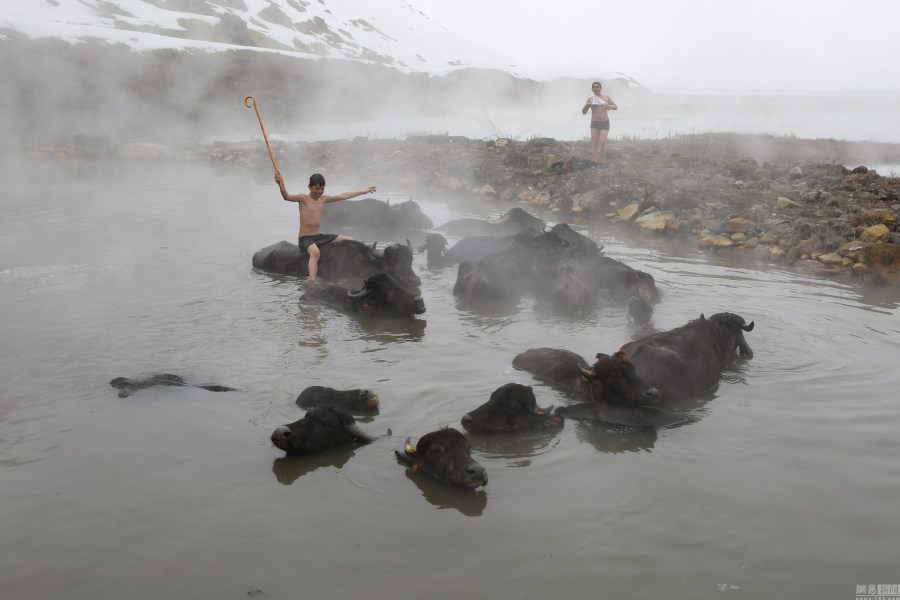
top-left (634, 211), bottom-right (676, 233)
top-left (617, 202), bottom-right (640, 222)
top-left (860, 224), bottom-right (890, 243)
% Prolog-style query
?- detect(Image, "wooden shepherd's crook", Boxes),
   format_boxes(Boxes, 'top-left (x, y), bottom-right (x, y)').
top-left (244, 96), bottom-right (280, 176)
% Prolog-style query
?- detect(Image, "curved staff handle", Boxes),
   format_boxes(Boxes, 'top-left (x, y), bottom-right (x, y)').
top-left (244, 95), bottom-right (280, 176)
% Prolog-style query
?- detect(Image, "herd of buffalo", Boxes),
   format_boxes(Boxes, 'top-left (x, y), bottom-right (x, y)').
top-left (115, 198), bottom-right (756, 492)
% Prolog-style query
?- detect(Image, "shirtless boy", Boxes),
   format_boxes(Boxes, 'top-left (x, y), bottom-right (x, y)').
top-left (274, 172), bottom-right (376, 283)
top-left (581, 81), bottom-right (618, 165)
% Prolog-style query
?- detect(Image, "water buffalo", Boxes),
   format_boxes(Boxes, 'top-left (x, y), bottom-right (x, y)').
top-left (512, 348), bottom-right (661, 407)
top-left (296, 385), bottom-right (380, 414)
top-left (628, 296), bottom-right (659, 339)
top-left (323, 197), bottom-right (433, 231)
top-left (619, 312), bottom-right (754, 401)
top-left (435, 206), bottom-right (545, 236)
top-left (109, 374), bottom-right (235, 398)
top-left (460, 383), bottom-right (563, 433)
top-left (418, 232), bottom-right (519, 268)
top-left (547, 223), bottom-right (602, 255)
top-left (271, 406), bottom-right (373, 455)
top-left (532, 261), bottom-right (599, 313)
top-left (452, 230), bottom-right (569, 303)
top-left (303, 272), bottom-right (426, 318)
top-left (453, 251), bottom-right (532, 303)
top-left (580, 255), bottom-right (659, 304)
top-left (395, 427), bottom-right (488, 489)
top-left (252, 239), bottom-right (420, 290)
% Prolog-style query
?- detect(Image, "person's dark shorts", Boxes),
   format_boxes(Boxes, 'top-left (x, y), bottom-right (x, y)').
top-left (591, 119), bottom-right (610, 131)
top-left (299, 233), bottom-right (338, 252)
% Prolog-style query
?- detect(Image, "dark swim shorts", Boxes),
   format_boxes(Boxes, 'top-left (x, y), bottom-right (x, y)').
top-left (298, 233), bottom-right (339, 252)
top-left (591, 120), bottom-right (610, 131)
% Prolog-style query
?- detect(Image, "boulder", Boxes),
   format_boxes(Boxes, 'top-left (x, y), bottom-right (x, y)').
top-left (863, 243), bottom-right (900, 284)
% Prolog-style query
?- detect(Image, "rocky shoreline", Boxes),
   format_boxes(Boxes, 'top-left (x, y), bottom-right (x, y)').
top-left (25, 133), bottom-right (900, 285)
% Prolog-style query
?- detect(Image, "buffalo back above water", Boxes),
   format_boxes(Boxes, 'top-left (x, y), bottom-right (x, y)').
top-left (296, 385), bottom-right (380, 413)
top-left (303, 272), bottom-right (426, 318)
top-left (435, 207), bottom-right (545, 236)
top-left (252, 240), bottom-right (420, 289)
top-left (109, 374), bottom-right (235, 397)
top-left (323, 197), bottom-right (433, 230)
top-left (619, 312), bottom-right (755, 401)
top-left (395, 427), bottom-right (487, 489)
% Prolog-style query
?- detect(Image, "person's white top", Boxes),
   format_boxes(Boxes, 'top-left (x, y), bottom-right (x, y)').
top-left (591, 95), bottom-right (608, 107)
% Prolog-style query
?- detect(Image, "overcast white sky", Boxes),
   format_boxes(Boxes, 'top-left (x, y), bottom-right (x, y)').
top-left (411, 0), bottom-right (900, 94)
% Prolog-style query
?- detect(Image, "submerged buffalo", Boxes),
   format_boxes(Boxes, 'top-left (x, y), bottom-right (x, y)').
top-left (460, 383), bottom-right (563, 433)
top-left (271, 405), bottom-right (373, 455)
top-left (619, 312), bottom-right (754, 401)
top-left (303, 272), bottom-right (426, 318)
top-left (252, 239), bottom-right (420, 290)
top-left (512, 349), bottom-right (660, 407)
top-left (418, 232), bottom-right (518, 268)
top-left (296, 385), bottom-right (380, 413)
top-left (395, 427), bottom-right (488, 489)
top-left (450, 226), bottom-right (658, 310)
top-left (109, 374), bottom-right (235, 398)
top-left (323, 197), bottom-right (433, 231)
top-left (435, 206), bottom-right (545, 236)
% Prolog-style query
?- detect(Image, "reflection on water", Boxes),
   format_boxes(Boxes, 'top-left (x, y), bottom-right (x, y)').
top-left (271, 446), bottom-right (359, 485)
top-left (400, 465), bottom-right (488, 517)
top-left (2, 162), bottom-right (900, 600)
top-left (572, 421), bottom-right (660, 454)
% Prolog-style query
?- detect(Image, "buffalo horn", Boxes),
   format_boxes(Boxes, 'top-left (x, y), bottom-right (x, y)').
top-left (403, 438), bottom-right (417, 455)
top-left (579, 366), bottom-right (593, 378)
top-left (534, 405), bottom-right (554, 415)
top-left (347, 282), bottom-right (372, 299)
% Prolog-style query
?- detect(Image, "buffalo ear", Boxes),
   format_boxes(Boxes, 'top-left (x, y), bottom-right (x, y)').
top-left (594, 352), bottom-right (611, 364)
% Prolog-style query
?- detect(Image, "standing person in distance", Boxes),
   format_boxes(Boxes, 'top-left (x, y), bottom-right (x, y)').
top-left (582, 81), bottom-right (618, 167)
top-left (274, 172), bottom-right (376, 284)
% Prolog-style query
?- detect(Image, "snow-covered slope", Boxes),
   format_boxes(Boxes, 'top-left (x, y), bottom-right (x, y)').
top-left (0, 0), bottom-right (519, 75)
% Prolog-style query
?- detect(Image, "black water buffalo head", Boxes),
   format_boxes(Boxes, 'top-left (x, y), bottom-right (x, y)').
top-left (461, 383), bottom-right (563, 433)
top-left (271, 406), bottom-right (373, 455)
top-left (628, 296), bottom-right (654, 328)
top-left (296, 385), bottom-right (380, 414)
top-left (417, 233), bottom-right (449, 264)
top-left (395, 428), bottom-right (488, 489)
top-left (704, 312), bottom-right (755, 358)
top-left (344, 272), bottom-right (426, 317)
top-left (581, 351), bottom-right (661, 406)
top-left (395, 199), bottom-right (434, 230)
top-left (513, 347), bottom-right (660, 407)
top-left (381, 241), bottom-right (421, 288)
